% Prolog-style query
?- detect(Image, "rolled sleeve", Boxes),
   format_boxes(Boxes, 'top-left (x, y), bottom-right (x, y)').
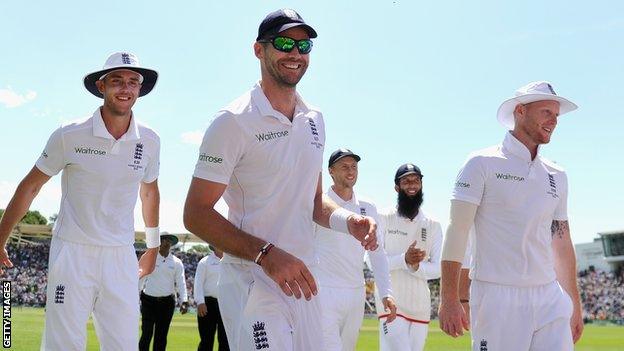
top-left (193, 112), bottom-right (245, 185)
top-left (35, 127), bottom-right (66, 176)
top-left (451, 155), bottom-right (486, 206)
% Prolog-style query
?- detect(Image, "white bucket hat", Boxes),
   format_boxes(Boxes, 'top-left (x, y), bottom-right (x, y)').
top-left (496, 81), bottom-right (577, 130)
top-left (83, 52), bottom-right (158, 98)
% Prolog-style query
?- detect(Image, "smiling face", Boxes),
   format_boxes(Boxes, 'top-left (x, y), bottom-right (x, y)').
top-left (513, 100), bottom-right (560, 146)
top-left (255, 27), bottom-right (310, 88)
top-left (329, 156), bottom-right (359, 189)
top-left (96, 69), bottom-right (142, 117)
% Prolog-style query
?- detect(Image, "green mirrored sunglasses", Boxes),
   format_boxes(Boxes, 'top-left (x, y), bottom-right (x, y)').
top-left (259, 36), bottom-right (313, 54)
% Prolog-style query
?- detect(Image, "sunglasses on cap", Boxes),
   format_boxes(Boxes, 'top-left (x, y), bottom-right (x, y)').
top-left (258, 36), bottom-right (313, 54)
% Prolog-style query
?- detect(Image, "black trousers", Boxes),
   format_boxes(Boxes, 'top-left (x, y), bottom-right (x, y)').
top-left (139, 292), bottom-right (175, 351)
top-left (197, 296), bottom-right (229, 351)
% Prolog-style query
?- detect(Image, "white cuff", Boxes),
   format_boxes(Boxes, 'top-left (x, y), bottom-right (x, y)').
top-left (329, 207), bottom-right (353, 234)
top-left (145, 227), bottom-right (160, 248)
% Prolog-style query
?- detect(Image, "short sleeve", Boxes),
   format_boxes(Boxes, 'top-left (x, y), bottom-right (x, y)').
top-left (552, 171), bottom-right (568, 221)
top-left (452, 155), bottom-right (486, 206)
top-left (142, 136), bottom-right (160, 183)
top-left (193, 112), bottom-right (245, 185)
top-left (35, 127), bottom-right (66, 176)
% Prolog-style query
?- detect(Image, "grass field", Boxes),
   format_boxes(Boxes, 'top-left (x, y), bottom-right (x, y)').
top-left (8, 307), bottom-right (624, 350)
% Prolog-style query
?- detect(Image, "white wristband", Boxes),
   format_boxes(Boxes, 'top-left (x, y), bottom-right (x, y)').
top-left (329, 207), bottom-right (353, 234)
top-left (145, 227), bottom-right (160, 248)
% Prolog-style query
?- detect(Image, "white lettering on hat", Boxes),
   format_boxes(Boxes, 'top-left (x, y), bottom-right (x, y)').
top-left (284, 9), bottom-right (298, 19)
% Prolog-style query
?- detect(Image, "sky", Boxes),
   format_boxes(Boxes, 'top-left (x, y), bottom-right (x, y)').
top-left (1, 1), bottom-right (622, 244)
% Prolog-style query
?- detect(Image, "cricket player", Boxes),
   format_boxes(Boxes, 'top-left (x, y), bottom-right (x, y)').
top-left (139, 232), bottom-right (189, 351)
top-left (0, 52), bottom-right (161, 350)
top-left (376, 163), bottom-right (443, 351)
top-left (183, 9), bottom-right (378, 351)
top-left (314, 148), bottom-right (397, 351)
top-left (439, 81), bottom-right (584, 350)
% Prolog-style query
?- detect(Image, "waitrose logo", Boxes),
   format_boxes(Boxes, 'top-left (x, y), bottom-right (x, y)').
top-left (495, 173), bottom-right (524, 181)
top-left (74, 146), bottom-right (106, 156)
top-left (255, 130), bottom-right (289, 142)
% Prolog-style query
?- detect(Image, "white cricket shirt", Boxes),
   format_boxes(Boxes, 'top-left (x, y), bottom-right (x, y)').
top-left (194, 252), bottom-right (221, 301)
top-left (35, 108), bottom-right (160, 246)
top-left (314, 188), bottom-right (392, 298)
top-left (452, 132), bottom-right (568, 287)
top-left (193, 82), bottom-right (325, 265)
top-left (375, 208), bottom-right (443, 322)
top-left (141, 252), bottom-right (188, 303)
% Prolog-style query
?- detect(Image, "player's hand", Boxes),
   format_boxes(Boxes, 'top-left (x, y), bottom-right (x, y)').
top-left (439, 299), bottom-right (470, 337)
top-left (197, 303), bottom-right (208, 317)
top-left (0, 246), bottom-right (13, 274)
top-left (570, 302), bottom-right (584, 343)
top-left (405, 243), bottom-right (426, 266)
top-left (260, 246), bottom-right (318, 301)
top-left (382, 296), bottom-right (397, 323)
top-left (347, 215), bottom-right (378, 251)
top-left (138, 247), bottom-right (158, 279)
top-left (460, 301), bottom-right (470, 326)
top-left (180, 301), bottom-right (189, 315)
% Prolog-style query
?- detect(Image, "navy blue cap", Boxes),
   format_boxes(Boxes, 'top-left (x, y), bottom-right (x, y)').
top-left (328, 148), bottom-right (361, 168)
top-left (394, 163), bottom-right (423, 185)
top-left (257, 9), bottom-right (318, 41)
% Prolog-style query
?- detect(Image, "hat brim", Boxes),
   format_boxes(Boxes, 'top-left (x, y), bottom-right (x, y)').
top-left (83, 67), bottom-right (158, 98)
top-left (496, 94), bottom-right (577, 130)
top-left (161, 235), bottom-right (179, 246)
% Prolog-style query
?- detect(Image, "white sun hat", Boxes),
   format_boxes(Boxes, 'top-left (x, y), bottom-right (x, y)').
top-left (83, 52), bottom-right (158, 98)
top-left (496, 81), bottom-right (577, 130)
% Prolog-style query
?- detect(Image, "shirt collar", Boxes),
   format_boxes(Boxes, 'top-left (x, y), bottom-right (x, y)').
top-left (502, 131), bottom-right (540, 162)
top-left (92, 107), bottom-right (140, 141)
top-left (327, 186), bottom-right (358, 206)
top-left (250, 81), bottom-right (308, 124)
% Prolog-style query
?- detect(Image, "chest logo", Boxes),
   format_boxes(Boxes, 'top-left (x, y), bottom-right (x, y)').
top-left (307, 118), bottom-right (323, 149)
top-left (74, 146), bottom-right (106, 156)
top-left (387, 229), bottom-right (408, 236)
top-left (128, 143), bottom-right (144, 171)
top-left (495, 172), bottom-right (524, 182)
top-left (421, 228), bottom-right (427, 242)
top-left (360, 207), bottom-right (367, 216)
top-left (255, 130), bottom-right (289, 142)
top-left (547, 174), bottom-right (558, 198)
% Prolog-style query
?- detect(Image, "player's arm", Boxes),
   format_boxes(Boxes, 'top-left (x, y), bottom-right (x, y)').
top-left (194, 259), bottom-right (207, 317)
top-left (0, 166), bottom-right (51, 272)
top-left (176, 261), bottom-right (189, 314)
top-left (439, 200), bottom-right (477, 337)
top-left (367, 212), bottom-right (397, 322)
top-left (184, 178), bottom-right (318, 300)
top-left (312, 173), bottom-right (377, 250)
top-left (409, 222), bottom-right (443, 280)
top-left (138, 180), bottom-right (160, 278)
top-left (551, 220), bottom-right (584, 343)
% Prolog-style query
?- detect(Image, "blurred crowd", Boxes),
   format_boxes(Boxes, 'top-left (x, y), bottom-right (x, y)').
top-left (3, 242), bottom-right (623, 324)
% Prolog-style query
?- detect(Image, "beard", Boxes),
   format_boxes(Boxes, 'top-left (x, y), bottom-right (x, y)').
top-left (397, 189), bottom-right (424, 219)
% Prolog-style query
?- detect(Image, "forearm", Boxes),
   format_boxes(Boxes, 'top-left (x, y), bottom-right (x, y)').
top-left (184, 203), bottom-right (265, 261)
top-left (552, 221), bottom-right (581, 306)
top-left (313, 193), bottom-right (340, 228)
top-left (369, 249), bottom-right (392, 297)
top-left (0, 170), bottom-right (48, 244)
top-left (140, 181), bottom-right (160, 228)
top-left (412, 260), bottom-right (441, 280)
top-left (440, 260), bottom-right (463, 302)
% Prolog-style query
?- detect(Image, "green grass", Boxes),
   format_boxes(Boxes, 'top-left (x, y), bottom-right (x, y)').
top-left (8, 307), bottom-right (624, 350)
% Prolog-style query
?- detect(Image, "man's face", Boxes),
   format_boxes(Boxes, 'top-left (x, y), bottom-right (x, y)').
top-left (329, 156), bottom-right (358, 189)
top-left (514, 100), bottom-right (560, 145)
top-left (255, 27), bottom-right (310, 87)
top-left (96, 69), bottom-right (142, 116)
top-left (395, 174), bottom-right (422, 195)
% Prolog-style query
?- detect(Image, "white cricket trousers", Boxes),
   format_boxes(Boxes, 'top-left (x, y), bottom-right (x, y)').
top-left (41, 237), bottom-right (139, 351)
top-left (319, 285), bottom-right (365, 351)
top-left (470, 280), bottom-right (574, 351)
top-left (378, 315), bottom-right (428, 351)
top-left (218, 262), bottom-right (324, 350)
